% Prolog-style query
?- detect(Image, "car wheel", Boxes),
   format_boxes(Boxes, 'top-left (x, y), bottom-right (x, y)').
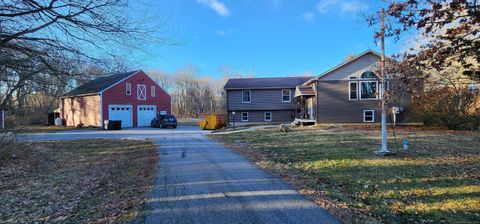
top-left (173, 125), bottom-right (177, 129)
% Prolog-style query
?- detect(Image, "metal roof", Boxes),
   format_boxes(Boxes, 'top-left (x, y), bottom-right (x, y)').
top-left (224, 76), bottom-right (312, 90)
top-left (63, 70), bottom-right (140, 97)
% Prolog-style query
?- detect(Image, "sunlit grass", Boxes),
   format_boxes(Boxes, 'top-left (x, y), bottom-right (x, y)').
top-left (210, 128), bottom-right (480, 223)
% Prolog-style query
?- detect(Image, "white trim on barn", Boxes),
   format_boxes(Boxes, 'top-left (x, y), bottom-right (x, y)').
top-left (137, 84), bottom-right (146, 100)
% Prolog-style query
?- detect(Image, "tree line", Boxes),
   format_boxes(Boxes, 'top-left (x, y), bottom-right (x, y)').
top-left (0, 0), bottom-right (166, 124)
top-left (149, 65), bottom-right (252, 118)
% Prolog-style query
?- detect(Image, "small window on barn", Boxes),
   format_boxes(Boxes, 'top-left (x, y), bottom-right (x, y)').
top-left (126, 83), bottom-right (131, 95)
top-left (151, 86), bottom-right (155, 97)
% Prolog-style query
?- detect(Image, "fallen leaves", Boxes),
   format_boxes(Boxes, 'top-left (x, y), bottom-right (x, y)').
top-left (0, 139), bottom-right (158, 223)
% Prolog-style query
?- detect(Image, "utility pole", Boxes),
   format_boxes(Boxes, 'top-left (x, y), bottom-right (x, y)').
top-left (378, 8), bottom-right (390, 154)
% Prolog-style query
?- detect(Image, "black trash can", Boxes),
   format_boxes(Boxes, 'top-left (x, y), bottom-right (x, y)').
top-left (104, 120), bottom-right (122, 130)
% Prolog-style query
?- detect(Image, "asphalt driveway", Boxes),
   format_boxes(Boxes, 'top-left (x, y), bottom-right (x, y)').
top-left (20, 126), bottom-right (339, 224)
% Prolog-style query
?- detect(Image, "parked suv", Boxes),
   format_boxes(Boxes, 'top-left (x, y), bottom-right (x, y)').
top-left (151, 114), bottom-right (177, 128)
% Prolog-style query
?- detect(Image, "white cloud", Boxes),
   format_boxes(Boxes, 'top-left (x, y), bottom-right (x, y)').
top-left (216, 29), bottom-right (233, 36)
top-left (302, 12), bottom-right (315, 22)
top-left (197, 0), bottom-right (230, 17)
top-left (317, 0), bottom-right (367, 14)
top-left (270, 0), bottom-right (282, 9)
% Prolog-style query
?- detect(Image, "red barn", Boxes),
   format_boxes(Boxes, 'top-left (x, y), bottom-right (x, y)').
top-left (60, 70), bottom-right (171, 128)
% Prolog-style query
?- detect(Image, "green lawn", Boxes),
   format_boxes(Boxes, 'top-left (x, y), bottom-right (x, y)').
top-left (0, 139), bottom-right (158, 223)
top-left (210, 127), bottom-right (480, 223)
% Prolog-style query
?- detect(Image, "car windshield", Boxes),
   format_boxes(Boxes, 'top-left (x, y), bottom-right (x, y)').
top-left (166, 115), bottom-right (176, 121)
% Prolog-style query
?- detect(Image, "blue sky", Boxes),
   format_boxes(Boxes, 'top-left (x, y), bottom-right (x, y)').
top-left (139, 0), bottom-right (402, 78)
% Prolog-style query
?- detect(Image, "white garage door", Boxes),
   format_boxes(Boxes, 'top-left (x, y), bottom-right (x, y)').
top-left (108, 105), bottom-right (133, 128)
top-left (137, 105), bottom-right (157, 127)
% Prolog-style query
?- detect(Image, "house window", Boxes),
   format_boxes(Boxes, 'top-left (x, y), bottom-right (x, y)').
top-left (126, 83), bottom-right (131, 95)
top-left (361, 71), bottom-right (378, 79)
top-left (151, 86), bottom-right (155, 97)
top-left (241, 112), bottom-right (249, 122)
top-left (363, 110), bottom-right (374, 122)
top-left (360, 81), bottom-right (378, 99)
top-left (264, 112), bottom-right (272, 122)
top-left (137, 84), bottom-right (146, 100)
top-left (282, 89), bottom-right (291, 102)
top-left (242, 90), bottom-right (251, 103)
top-left (349, 82), bottom-right (358, 100)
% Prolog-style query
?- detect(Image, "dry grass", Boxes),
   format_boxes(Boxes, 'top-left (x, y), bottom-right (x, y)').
top-left (210, 127), bottom-right (480, 224)
top-left (12, 125), bottom-right (77, 133)
top-left (0, 139), bottom-right (158, 223)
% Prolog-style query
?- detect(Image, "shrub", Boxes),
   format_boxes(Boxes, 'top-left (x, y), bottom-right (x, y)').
top-left (419, 86), bottom-right (480, 130)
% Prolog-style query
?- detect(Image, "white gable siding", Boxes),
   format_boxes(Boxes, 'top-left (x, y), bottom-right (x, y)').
top-left (319, 53), bottom-right (380, 81)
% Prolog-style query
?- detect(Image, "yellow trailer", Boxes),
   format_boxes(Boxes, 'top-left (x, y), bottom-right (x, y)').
top-left (198, 114), bottom-right (227, 130)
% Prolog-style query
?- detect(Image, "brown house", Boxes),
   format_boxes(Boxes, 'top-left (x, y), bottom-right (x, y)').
top-left (224, 50), bottom-right (419, 125)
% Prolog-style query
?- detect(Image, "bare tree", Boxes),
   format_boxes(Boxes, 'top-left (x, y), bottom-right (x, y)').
top-left (0, 0), bottom-right (168, 125)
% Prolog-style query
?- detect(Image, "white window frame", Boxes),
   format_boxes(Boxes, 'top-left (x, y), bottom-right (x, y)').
top-left (137, 84), bottom-right (146, 100)
top-left (242, 90), bottom-right (251, 103)
top-left (282, 89), bottom-right (291, 102)
top-left (359, 81), bottom-right (379, 100)
top-left (264, 112), bottom-right (272, 122)
top-left (151, 86), bottom-right (155, 97)
top-left (349, 82), bottom-right (358, 100)
top-left (241, 112), bottom-right (249, 122)
top-left (126, 83), bottom-right (131, 95)
top-left (363, 110), bottom-right (375, 123)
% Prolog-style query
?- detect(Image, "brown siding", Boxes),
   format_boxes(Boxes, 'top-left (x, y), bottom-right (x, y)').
top-left (61, 95), bottom-right (101, 127)
top-left (320, 53), bottom-right (380, 81)
top-left (228, 110), bottom-right (294, 123)
top-left (316, 80), bottom-right (419, 123)
top-left (316, 80), bottom-right (382, 123)
top-left (227, 89), bottom-right (296, 111)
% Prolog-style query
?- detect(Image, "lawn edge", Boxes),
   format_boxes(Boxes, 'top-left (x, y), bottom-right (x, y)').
top-left (208, 135), bottom-right (381, 224)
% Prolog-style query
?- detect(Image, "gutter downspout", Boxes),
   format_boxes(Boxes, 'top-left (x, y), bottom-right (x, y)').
top-left (314, 81), bottom-right (320, 124)
top-left (2, 109), bottom-right (4, 130)
top-left (99, 93), bottom-right (103, 129)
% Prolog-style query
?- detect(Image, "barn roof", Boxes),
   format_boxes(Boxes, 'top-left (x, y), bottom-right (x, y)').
top-left (63, 70), bottom-right (140, 97)
top-left (224, 76), bottom-right (312, 90)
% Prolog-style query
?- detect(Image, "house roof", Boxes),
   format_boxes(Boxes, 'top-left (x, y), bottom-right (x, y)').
top-left (63, 70), bottom-right (141, 97)
top-left (224, 76), bottom-right (312, 90)
top-left (294, 85), bottom-right (315, 97)
top-left (304, 49), bottom-right (381, 85)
